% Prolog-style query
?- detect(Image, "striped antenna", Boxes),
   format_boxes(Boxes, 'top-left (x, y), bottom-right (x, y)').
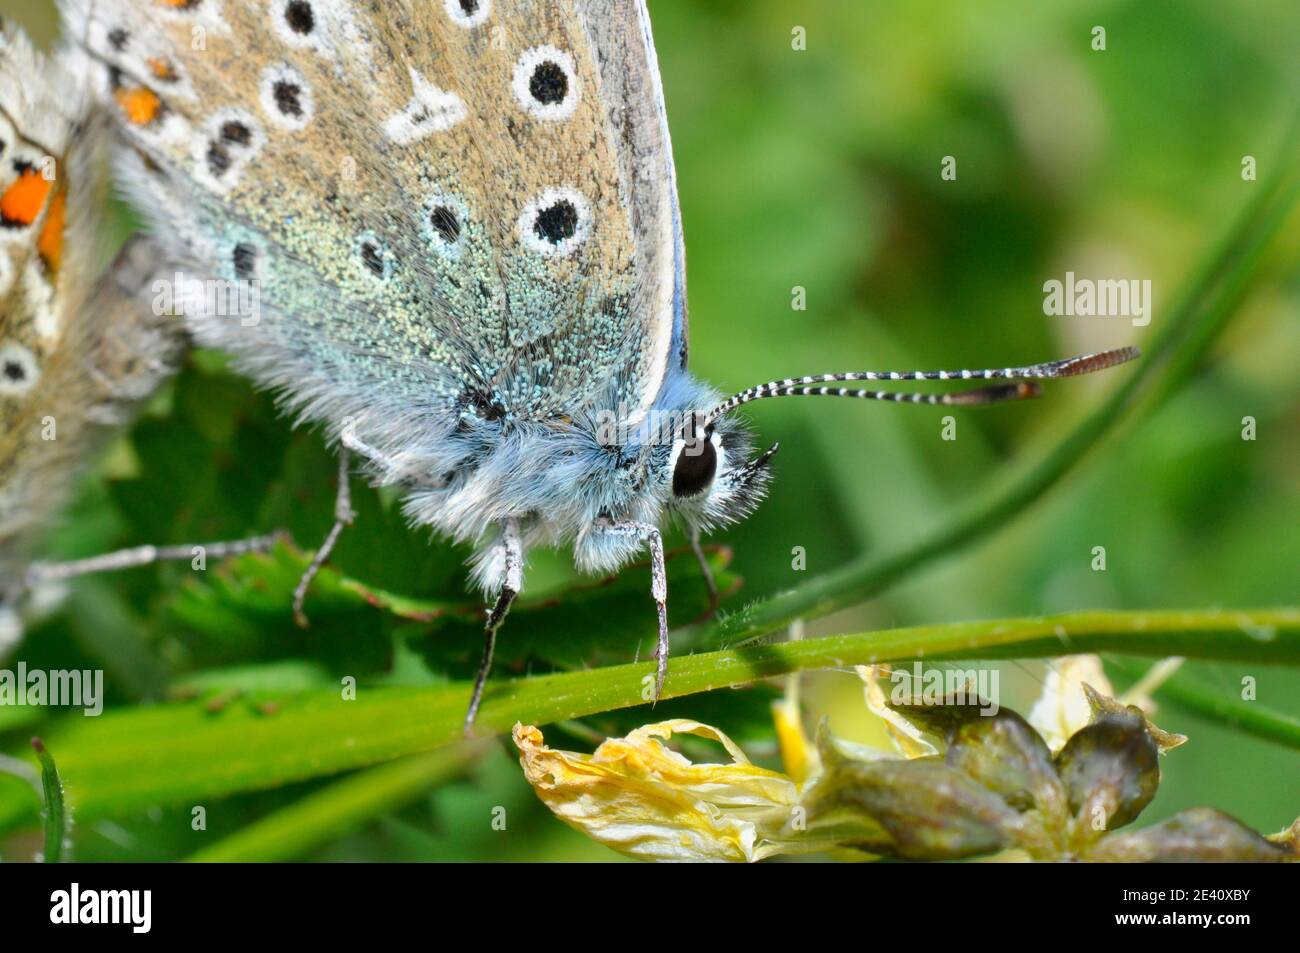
top-left (702, 347), bottom-right (1139, 427)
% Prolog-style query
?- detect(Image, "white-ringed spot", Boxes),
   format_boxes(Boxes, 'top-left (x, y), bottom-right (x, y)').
top-left (422, 192), bottom-right (467, 257)
top-left (0, 340), bottom-right (39, 397)
top-left (193, 108), bottom-right (265, 194)
top-left (518, 187), bottom-right (590, 258)
top-left (259, 63), bottom-right (314, 132)
top-left (354, 232), bottom-right (392, 281)
top-left (444, 0), bottom-right (491, 28)
top-left (512, 46), bottom-right (580, 121)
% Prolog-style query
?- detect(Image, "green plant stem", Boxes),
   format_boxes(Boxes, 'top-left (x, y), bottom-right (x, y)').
top-left (185, 744), bottom-right (481, 863)
top-left (0, 608), bottom-right (1293, 836)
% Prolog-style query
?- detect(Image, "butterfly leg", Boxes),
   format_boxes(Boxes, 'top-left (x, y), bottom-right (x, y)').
top-left (25, 531), bottom-right (287, 587)
top-left (593, 519), bottom-right (669, 700)
top-left (688, 525), bottom-right (720, 617)
top-left (292, 449), bottom-right (355, 627)
top-left (465, 519), bottom-right (523, 737)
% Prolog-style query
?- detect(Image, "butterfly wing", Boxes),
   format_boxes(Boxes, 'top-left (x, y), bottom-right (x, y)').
top-left (65, 0), bottom-right (687, 470)
top-left (0, 25), bottom-right (181, 601)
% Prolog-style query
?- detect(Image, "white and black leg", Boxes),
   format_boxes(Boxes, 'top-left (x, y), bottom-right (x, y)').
top-left (594, 519), bottom-right (669, 700)
top-left (292, 422), bottom-right (421, 626)
top-left (688, 525), bottom-right (719, 616)
top-left (292, 448), bottom-right (355, 628)
top-left (465, 519), bottom-right (523, 737)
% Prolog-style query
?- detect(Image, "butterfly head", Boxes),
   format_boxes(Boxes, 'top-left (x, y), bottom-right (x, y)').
top-left (661, 408), bottom-right (778, 532)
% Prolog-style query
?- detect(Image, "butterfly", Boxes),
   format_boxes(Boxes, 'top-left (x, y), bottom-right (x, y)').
top-left (0, 20), bottom-right (186, 645)
top-left (62, 0), bottom-right (1138, 733)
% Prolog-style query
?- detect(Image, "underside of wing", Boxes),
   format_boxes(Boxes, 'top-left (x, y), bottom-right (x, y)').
top-left (0, 26), bottom-right (180, 597)
top-left (64, 0), bottom-right (686, 450)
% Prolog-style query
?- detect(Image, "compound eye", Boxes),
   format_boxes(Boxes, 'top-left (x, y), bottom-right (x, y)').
top-left (672, 431), bottom-right (718, 498)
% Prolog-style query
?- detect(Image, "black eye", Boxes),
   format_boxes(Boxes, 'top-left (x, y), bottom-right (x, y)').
top-left (672, 434), bottom-right (717, 498)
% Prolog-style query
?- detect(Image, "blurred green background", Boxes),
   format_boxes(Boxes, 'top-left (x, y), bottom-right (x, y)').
top-left (0, 0), bottom-right (1296, 861)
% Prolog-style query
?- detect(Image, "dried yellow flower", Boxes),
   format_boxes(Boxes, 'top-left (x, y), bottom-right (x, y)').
top-left (513, 720), bottom-right (826, 862)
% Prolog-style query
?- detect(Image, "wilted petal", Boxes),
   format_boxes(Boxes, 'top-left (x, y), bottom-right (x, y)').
top-left (856, 665), bottom-right (941, 758)
top-left (772, 696), bottom-right (819, 785)
top-left (1089, 808), bottom-right (1295, 862)
top-left (513, 721), bottom-right (819, 862)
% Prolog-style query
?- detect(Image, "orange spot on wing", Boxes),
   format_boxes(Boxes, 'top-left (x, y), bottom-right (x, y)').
top-left (147, 57), bottom-right (178, 83)
top-left (115, 86), bottom-right (163, 126)
top-left (0, 167), bottom-right (53, 228)
top-left (37, 189), bottom-right (66, 272)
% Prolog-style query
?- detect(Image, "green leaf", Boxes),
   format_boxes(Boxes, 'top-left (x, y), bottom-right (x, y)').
top-left (168, 540), bottom-right (736, 679)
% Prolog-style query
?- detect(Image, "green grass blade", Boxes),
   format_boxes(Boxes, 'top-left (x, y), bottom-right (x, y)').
top-left (185, 744), bottom-right (482, 862)
top-left (1108, 658), bottom-right (1300, 751)
top-left (31, 737), bottom-right (66, 863)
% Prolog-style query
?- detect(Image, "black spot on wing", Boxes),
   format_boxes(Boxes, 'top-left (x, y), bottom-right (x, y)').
top-left (534, 200), bottom-right (577, 244)
top-left (232, 243), bottom-right (257, 280)
top-left (430, 204), bottom-right (460, 244)
top-left (359, 239), bottom-right (385, 277)
top-left (272, 80), bottom-right (303, 117)
top-left (285, 1), bottom-right (315, 34)
top-left (220, 120), bottom-right (252, 146)
top-left (529, 60), bottom-right (567, 105)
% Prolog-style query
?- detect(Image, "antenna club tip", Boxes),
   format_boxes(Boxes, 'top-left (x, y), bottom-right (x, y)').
top-left (1060, 346), bottom-right (1142, 377)
top-left (30, 736), bottom-right (45, 754)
